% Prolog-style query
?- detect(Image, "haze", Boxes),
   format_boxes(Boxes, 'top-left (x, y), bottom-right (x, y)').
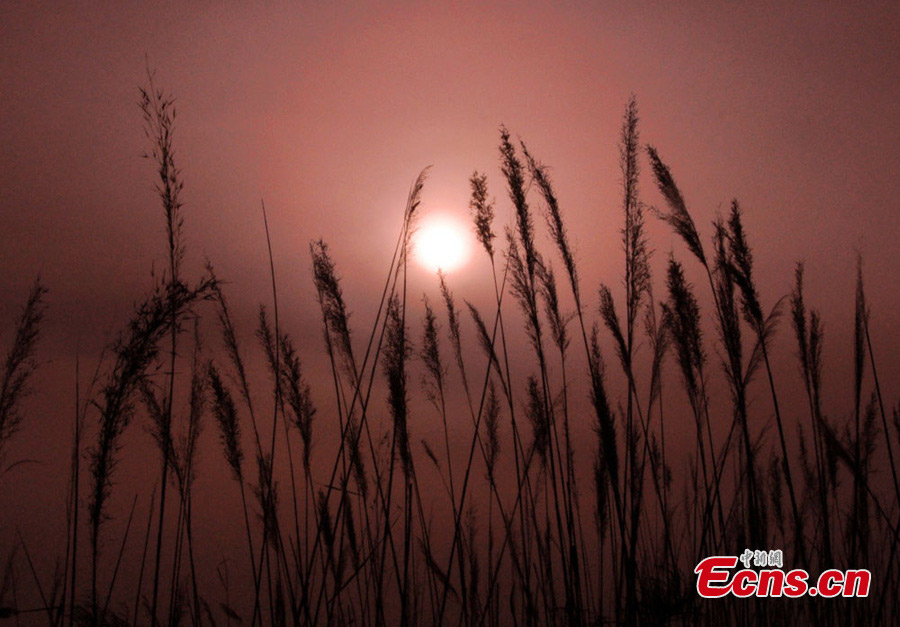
top-left (1, 2), bottom-right (899, 623)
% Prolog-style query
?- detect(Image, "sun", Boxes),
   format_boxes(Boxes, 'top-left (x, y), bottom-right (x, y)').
top-left (413, 215), bottom-right (471, 273)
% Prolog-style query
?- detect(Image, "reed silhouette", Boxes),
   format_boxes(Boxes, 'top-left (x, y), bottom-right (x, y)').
top-left (1, 80), bottom-right (897, 627)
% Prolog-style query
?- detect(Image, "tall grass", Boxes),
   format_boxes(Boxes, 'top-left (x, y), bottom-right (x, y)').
top-left (2, 84), bottom-right (899, 627)
top-left (0, 279), bottom-right (47, 477)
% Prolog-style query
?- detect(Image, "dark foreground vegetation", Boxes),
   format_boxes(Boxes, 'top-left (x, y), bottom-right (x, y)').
top-left (1, 75), bottom-right (897, 626)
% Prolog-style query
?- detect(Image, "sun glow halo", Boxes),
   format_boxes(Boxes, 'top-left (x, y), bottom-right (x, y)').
top-left (414, 215), bottom-right (471, 273)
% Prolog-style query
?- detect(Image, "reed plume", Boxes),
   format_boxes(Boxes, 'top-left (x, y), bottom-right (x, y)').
top-left (207, 363), bottom-right (244, 482)
top-left (724, 200), bottom-right (806, 566)
top-left (791, 262), bottom-right (831, 566)
top-left (0, 278), bottom-right (47, 472)
top-left (383, 294), bottom-right (412, 479)
top-left (484, 379), bottom-right (501, 481)
top-left (88, 277), bottom-right (210, 625)
top-left (469, 171), bottom-right (496, 260)
top-left (524, 376), bottom-right (549, 466)
top-left (646, 146), bottom-right (705, 265)
top-left (280, 333), bottom-right (316, 473)
top-left (419, 297), bottom-right (445, 410)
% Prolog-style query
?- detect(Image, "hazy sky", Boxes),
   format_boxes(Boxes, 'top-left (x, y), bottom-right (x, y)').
top-left (1, 0), bottom-right (899, 604)
top-left (5, 0), bottom-right (898, 411)
top-left (4, 3), bottom-right (899, 332)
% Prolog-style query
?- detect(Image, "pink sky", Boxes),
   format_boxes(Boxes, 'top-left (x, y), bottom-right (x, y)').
top-left (1, 1), bottom-right (899, 614)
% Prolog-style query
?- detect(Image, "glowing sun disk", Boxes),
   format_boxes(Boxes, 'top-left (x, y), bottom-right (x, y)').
top-left (414, 216), bottom-right (470, 273)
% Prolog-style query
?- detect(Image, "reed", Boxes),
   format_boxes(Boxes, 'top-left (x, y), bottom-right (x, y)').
top-left (6, 85), bottom-right (900, 627)
top-left (0, 278), bottom-right (47, 474)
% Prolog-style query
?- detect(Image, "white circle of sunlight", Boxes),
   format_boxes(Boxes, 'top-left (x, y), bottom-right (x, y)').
top-left (414, 215), bottom-right (471, 273)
